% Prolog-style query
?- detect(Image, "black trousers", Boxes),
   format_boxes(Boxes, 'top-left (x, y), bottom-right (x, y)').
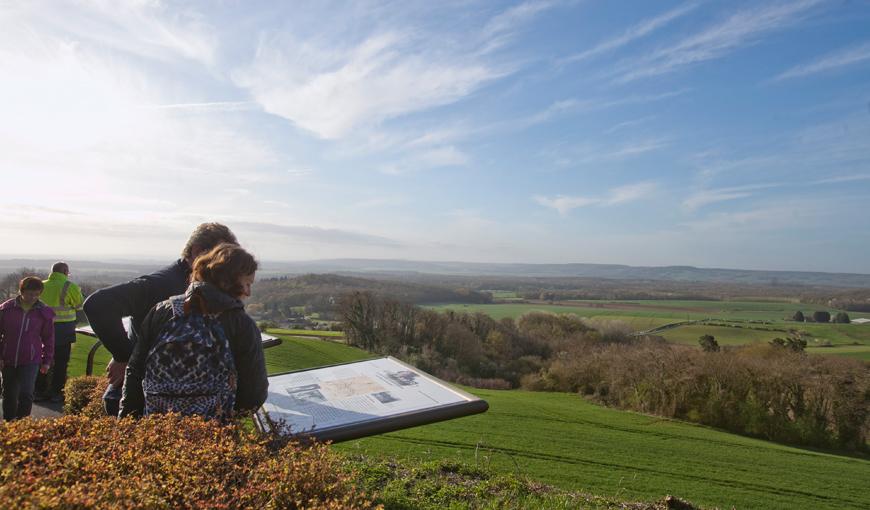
top-left (36, 321), bottom-right (76, 396)
top-left (2, 363), bottom-right (40, 420)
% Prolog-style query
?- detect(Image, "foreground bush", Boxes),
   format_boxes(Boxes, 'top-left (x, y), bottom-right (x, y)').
top-left (0, 414), bottom-right (375, 509)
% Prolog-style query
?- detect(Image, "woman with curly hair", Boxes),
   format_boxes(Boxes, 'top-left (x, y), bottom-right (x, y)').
top-left (120, 244), bottom-right (268, 419)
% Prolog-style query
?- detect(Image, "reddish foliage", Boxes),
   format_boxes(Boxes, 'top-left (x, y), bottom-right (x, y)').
top-left (0, 413), bottom-right (377, 509)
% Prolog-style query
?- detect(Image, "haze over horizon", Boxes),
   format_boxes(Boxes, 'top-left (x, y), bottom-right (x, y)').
top-left (3, 1), bottom-right (870, 273)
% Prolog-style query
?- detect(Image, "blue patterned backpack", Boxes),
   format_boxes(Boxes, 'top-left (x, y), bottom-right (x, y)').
top-left (143, 296), bottom-right (237, 419)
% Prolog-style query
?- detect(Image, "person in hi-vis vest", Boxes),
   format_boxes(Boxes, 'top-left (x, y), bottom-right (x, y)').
top-left (36, 262), bottom-right (83, 403)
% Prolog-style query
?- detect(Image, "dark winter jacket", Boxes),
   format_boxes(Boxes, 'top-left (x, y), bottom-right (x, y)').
top-left (0, 298), bottom-right (55, 367)
top-left (119, 281), bottom-right (268, 418)
top-left (83, 259), bottom-right (191, 363)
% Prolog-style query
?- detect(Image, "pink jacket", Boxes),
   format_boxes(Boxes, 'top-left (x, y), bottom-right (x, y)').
top-left (0, 298), bottom-right (55, 367)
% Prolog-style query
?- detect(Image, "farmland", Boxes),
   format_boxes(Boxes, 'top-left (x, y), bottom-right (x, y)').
top-left (426, 300), bottom-right (870, 360)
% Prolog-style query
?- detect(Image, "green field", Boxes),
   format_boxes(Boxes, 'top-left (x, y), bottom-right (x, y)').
top-left (430, 300), bottom-right (870, 322)
top-left (428, 301), bottom-right (870, 360)
top-left (338, 389), bottom-right (870, 510)
top-left (67, 331), bottom-right (870, 509)
top-left (806, 345), bottom-right (870, 361)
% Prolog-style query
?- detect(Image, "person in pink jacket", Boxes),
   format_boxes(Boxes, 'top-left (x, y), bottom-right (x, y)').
top-left (0, 276), bottom-right (54, 420)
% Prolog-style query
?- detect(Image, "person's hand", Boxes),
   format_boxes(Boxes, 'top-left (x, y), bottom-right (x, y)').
top-left (106, 359), bottom-right (127, 386)
top-left (40, 364), bottom-right (50, 374)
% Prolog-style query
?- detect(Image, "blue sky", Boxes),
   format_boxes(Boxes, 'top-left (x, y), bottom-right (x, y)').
top-left (2, 0), bottom-right (870, 272)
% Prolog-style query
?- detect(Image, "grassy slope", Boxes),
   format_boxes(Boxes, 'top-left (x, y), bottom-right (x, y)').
top-left (68, 331), bottom-right (870, 509)
top-left (338, 388), bottom-right (870, 510)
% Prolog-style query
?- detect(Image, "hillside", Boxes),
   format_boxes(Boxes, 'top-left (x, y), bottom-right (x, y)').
top-left (68, 332), bottom-right (868, 510)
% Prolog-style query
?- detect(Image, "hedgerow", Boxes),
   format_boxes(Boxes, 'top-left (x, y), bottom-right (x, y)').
top-left (0, 413), bottom-right (376, 509)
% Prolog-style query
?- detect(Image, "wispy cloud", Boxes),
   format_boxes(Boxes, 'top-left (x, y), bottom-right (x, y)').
top-left (684, 170), bottom-right (870, 211)
top-left (519, 89), bottom-right (686, 129)
top-left (550, 137), bottom-right (670, 167)
top-left (479, 0), bottom-right (561, 54)
top-left (379, 145), bottom-right (469, 175)
top-left (534, 181), bottom-right (657, 215)
top-left (614, 0), bottom-right (824, 83)
top-left (234, 31), bottom-right (503, 139)
top-left (603, 116), bottom-right (656, 134)
top-left (145, 101), bottom-right (258, 112)
top-left (232, 221), bottom-right (401, 247)
top-left (683, 186), bottom-right (762, 210)
top-left (608, 182), bottom-right (658, 205)
top-left (13, 1), bottom-right (218, 66)
top-left (559, 3), bottom-right (697, 65)
top-left (774, 41), bottom-right (870, 81)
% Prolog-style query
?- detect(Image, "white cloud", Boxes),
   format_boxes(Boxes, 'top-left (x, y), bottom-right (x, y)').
top-left (560, 2), bottom-right (697, 65)
top-left (607, 181), bottom-right (657, 205)
top-left (533, 195), bottom-right (600, 215)
top-left (479, 0), bottom-right (561, 54)
top-left (234, 30), bottom-right (503, 140)
top-left (549, 138), bottom-right (670, 167)
top-left (774, 41), bottom-right (870, 81)
top-left (9, 0), bottom-right (218, 66)
top-left (520, 90), bottom-right (686, 128)
top-left (614, 0), bottom-right (824, 83)
top-left (603, 116), bottom-right (655, 134)
top-left (534, 181), bottom-right (657, 215)
top-left (683, 189), bottom-right (755, 210)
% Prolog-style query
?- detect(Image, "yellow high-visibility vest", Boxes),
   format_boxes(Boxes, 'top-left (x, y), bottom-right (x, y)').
top-left (41, 272), bottom-right (83, 323)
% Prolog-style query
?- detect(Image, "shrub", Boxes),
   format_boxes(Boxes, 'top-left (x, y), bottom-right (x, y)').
top-left (698, 334), bottom-right (719, 352)
top-left (0, 414), bottom-right (375, 509)
top-left (833, 312), bottom-right (851, 324)
top-left (527, 342), bottom-right (870, 451)
top-left (812, 311), bottom-right (831, 323)
top-left (64, 375), bottom-right (109, 417)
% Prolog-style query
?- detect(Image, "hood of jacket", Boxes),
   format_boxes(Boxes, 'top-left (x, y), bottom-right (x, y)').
top-left (185, 281), bottom-right (244, 315)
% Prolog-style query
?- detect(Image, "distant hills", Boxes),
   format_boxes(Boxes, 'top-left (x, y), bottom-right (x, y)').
top-left (261, 259), bottom-right (870, 289)
top-left (3, 257), bottom-right (870, 289)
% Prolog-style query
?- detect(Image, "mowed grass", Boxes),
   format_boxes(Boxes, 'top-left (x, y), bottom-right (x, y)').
top-left (262, 333), bottom-right (372, 375)
top-left (68, 329), bottom-right (870, 509)
top-left (68, 333), bottom-right (113, 378)
top-left (338, 388), bottom-right (870, 510)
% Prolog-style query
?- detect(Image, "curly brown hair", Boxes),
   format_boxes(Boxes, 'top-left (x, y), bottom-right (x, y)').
top-left (191, 243), bottom-right (258, 297)
top-left (181, 223), bottom-right (238, 261)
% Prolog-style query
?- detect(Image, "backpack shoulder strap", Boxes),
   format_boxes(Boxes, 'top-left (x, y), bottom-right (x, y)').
top-left (168, 296), bottom-right (187, 319)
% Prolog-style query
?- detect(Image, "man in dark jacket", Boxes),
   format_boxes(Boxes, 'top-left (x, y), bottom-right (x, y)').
top-left (83, 223), bottom-right (237, 416)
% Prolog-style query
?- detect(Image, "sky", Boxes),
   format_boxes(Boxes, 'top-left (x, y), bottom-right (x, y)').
top-left (2, 0), bottom-right (870, 273)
